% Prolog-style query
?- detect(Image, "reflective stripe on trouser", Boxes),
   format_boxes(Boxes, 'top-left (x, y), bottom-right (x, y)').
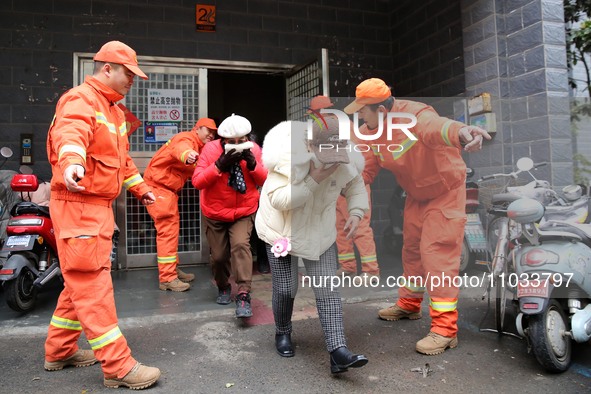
top-left (45, 200), bottom-right (136, 378)
top-left (146, 185), bottom-right (181, 283)
top-left (396, 186), bottom-right (466, 337)
top-left (204, 214), bottom-right (254, 293)
top-left (335, 186), bottom-right (379, 274)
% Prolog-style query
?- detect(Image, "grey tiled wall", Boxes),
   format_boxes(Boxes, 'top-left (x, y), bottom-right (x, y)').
top-left (461, 0), bottom-right (572, 188)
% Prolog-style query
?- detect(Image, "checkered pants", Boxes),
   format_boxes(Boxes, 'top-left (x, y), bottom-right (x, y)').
top-left (266, 243), bottom-right (346, 352)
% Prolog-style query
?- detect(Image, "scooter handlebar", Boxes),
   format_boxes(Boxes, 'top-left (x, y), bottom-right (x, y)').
top-left (478, 174), bottom-right (495, 181)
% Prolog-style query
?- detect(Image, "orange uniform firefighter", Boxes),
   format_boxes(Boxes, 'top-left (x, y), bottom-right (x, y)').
top-left (143, 118), bottom-right (218, 291)
top-left (44, 41), bottom-right (161, 390)
top-left (307, 96), bottom-right (382, 277)
top-left (344, 78), bottom-right (490, 355)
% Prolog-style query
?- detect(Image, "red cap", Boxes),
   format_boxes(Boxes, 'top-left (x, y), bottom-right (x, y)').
top-left (344, 78), bottom-right (392, 114)
top-left (93, 41), bottom-right (148, 80)
top-left (196, 118), bottom-right (217, 130)
top-left (307, 95), bottom-right (334, 113)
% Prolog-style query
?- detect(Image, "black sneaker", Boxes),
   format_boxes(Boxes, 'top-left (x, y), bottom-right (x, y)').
top-left (216, 285), bottom-right (232, 305)
top-left (235, 292), bottom-right (252, 318)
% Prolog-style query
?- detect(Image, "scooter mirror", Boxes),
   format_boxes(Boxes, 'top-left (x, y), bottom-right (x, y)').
top-left (466, 167), bottom-right (474, 179)
top-left (516, 157), bottom-right (534, 172)
top-left (1, 146), bottom-right (13, 159)
top-left (19, 165), bottom-right (33, 175)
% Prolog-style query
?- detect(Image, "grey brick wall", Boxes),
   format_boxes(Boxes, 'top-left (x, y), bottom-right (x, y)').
top-left (389, 0), bottom-right (466, 97)
top-left (0, 0), bottom-right (396, 179)
top-left (461, 0), bottom-right (572, 188)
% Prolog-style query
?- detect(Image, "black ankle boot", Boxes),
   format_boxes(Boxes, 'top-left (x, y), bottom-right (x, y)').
top-left (275, 334), bottom-right (294, 357)
top-left (329, 347), bottom-right (368, 374)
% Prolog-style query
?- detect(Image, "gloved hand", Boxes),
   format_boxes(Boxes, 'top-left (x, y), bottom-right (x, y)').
top-left (242, 149), bottom-right (257, 171)
top-left (215, 148), bottom-right (242, 172)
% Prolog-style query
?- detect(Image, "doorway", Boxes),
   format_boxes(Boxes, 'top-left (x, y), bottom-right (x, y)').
top-left (207, 71), bottom-right (286, 144)
top-left (74, 52), bottom-right (326, 270)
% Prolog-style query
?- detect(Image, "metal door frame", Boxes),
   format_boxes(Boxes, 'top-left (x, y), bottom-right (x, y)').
top-left (74, 53), bottom-right (297, 269)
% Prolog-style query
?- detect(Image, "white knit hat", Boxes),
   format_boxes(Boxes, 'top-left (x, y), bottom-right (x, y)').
top-left (217, 113), bottom-right (252, 138)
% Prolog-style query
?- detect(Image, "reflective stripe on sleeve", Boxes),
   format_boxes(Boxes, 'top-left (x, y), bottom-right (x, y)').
top-left (180, 150), bottom-right (192, 164)
top-left (123, 174), bottom-right (144, 190)
top-left (58, 145), bottom-right (87, 161)
top-left (440, 120), bottom-right (454, 147)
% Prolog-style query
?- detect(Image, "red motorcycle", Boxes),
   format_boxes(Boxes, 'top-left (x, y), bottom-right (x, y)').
top-left (0, 174), bottom-right (61, 312)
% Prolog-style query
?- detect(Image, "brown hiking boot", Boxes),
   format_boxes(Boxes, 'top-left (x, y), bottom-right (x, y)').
top-left (159, 278), bottom-right (190, 292)
top-left (378, 304), bottom-right (422, 321)
top-left (176, 267), bottom-right (195, 283)
top-left (44, 349), bottom-right (97, 371)
top-left (104, 362), bottom-right (161, 390)
top-left (415, 331), bottom-right (458, 355)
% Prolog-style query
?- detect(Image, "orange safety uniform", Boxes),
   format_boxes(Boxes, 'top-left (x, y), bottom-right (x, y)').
top-left (336, 127), bottom-right (381, 275)
top-left (143, 132), bottom-right (205, 283)
top-left (364, 99), bottom-right (467, 337)
top-left (45, 76), bottom-right (151, 378)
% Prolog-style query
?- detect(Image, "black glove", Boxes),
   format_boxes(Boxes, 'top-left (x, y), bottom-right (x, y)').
top-left (216, 148), bottom-right (242, 172)
top-left (242, 149), bottom-right (257, 171)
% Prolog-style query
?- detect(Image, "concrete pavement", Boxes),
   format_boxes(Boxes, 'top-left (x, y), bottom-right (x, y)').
top-left (0, 254), bottom-right (590, 393)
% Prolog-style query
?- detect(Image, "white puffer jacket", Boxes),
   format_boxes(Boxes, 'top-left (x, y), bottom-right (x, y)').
top-left (255, 120), bottom-right (368, 260)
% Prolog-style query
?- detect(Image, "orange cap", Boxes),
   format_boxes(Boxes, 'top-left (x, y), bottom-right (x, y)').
top-left (307, 95), bottom-right (334, 113)
top-left (344, 78), bottom-right (392, 114)
top-left (196, 117), bottom-right (217, 130)
top-left (93, 41), bottom-right (148, 80)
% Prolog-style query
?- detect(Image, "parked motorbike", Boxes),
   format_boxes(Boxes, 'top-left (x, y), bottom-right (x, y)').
top-left (480, 158), bottom-right (589, 255)
top-left (507, 197), bottom-right (591, 372)
top-left (0, 146), bottom-right (19, 249)
top-left (478, 157), bottom-right (590, 333)
top-left (383, 168), bottom-right (484, 273)
top-left (0, 173), bottom-right (62, 312)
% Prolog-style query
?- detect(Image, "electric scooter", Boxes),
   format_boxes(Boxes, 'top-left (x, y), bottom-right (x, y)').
top-left (507, 197), bottom-right (591, 372)
top-left (0, 173), bottom-right (62, 312)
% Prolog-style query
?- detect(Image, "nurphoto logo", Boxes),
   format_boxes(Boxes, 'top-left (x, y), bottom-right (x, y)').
top-left (306, 108), bottom-right (418, 153)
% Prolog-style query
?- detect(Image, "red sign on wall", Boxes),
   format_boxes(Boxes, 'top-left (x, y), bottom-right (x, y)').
top-left (196, 4), bottom-right (216, 32)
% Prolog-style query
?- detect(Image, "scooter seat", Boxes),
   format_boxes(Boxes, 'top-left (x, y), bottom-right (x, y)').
top-left (10, 201), bottom-right (50, 217)
top-left (540, 221), bottom-right (591, 247)
top-left (491, 193), bottom-right (522, 206)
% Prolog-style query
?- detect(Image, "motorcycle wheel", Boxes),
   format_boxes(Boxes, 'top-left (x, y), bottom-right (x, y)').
top-left (495, 273), bottom-right (507, 333)
top-left (487, 216), bottom-right (504, 255)
top-left (528, 299), bottom-right (572, 373)
top-left (5, 268), bottom-right (37, 312)
top-left (459, 238), bottom-right (470, 273)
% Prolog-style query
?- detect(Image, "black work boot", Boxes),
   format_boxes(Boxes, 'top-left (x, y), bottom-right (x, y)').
top-left (329, 347), bottom-right (368, 374)
top-left (235, 292), bottom-right (252, 318)
top-left (275, 334), bottom-right (294, 357)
